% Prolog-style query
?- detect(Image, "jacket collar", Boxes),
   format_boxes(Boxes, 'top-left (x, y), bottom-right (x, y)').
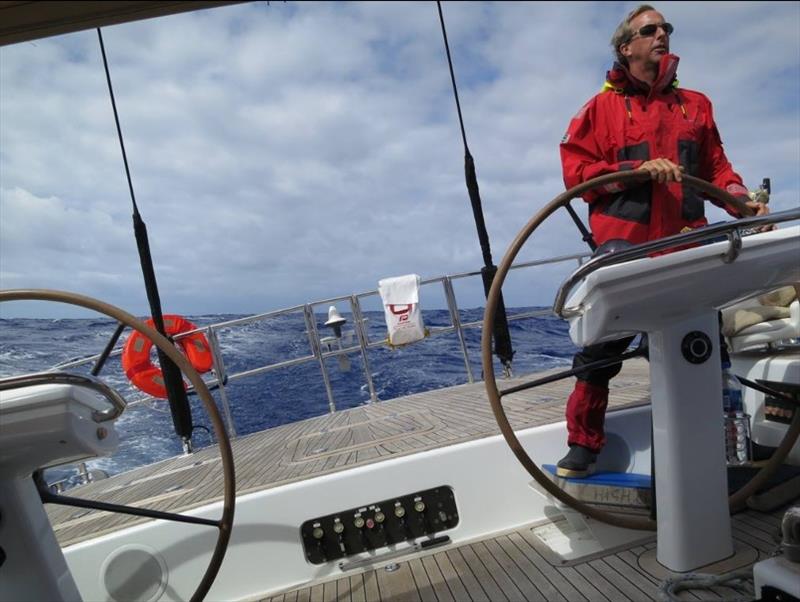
top-left (604, 53), bottom-right (680, 97)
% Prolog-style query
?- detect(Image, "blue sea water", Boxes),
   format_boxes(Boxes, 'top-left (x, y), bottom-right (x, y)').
top-left (0, 308), bottom-right (577, 488)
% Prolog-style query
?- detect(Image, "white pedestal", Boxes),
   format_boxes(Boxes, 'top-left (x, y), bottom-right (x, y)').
top-left (0, 477), bottom-right (82, 601)
top-left (0, 381), bottom-right (122, 601)
top-left (563, 227), bottom-right (800, 572)
top-left (649, 311), bottom-right (733, 571)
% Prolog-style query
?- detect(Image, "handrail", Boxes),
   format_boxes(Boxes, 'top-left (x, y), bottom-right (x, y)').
top-left (28, 253), bottom-right (592, 430)
top-left (350, 294), bottom-right (379, 402)
top-left (554, 208), bottom-right (800, 318)
top-left (0, 371), bottom-right (127, 422)
top-left (48, 254), bottom-right (591, 375)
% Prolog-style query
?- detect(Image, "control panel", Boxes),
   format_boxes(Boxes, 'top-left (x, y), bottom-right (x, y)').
top-left (300, 485), bottom-right (458, 564)
top-left (760, 380), bottom-right (798, 425)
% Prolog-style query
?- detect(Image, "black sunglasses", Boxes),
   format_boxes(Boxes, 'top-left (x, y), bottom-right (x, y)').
top-left (631, 22), bottom-right (674, 39)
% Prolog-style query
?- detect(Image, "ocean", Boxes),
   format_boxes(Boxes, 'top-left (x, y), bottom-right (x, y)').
top-left (0, 308), bottom-right (577, 489)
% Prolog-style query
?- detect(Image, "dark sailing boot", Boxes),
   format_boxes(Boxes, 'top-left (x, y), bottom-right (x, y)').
top-left (556, 444), bottom-right (597, 478)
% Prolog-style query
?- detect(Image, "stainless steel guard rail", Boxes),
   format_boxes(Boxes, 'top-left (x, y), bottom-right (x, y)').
top-left (44, 253), bottom-right (591, 437)
top-left (553, 208), bottom-right (800, 319)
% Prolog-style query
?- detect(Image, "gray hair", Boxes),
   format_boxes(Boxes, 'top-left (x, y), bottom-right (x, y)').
top-left (610, 4), bottom-right (657, 65)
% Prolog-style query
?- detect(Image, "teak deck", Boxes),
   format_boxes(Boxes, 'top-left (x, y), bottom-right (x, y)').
top-left (48, 360), bottom-right (651, 546)
top-left (46, 359), bottom-right (789, 600)
top-left (264, 507), bottom-right (784, 602)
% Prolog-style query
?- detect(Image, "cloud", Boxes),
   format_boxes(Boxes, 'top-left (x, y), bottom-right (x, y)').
top-left (1, 1), bottom-right (798, 318)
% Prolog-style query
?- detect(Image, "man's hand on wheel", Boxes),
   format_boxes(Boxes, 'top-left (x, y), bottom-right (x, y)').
top-left (744, 199), bottom-right (775, 231)
top-left (638, 158), bottom-right (684, 183)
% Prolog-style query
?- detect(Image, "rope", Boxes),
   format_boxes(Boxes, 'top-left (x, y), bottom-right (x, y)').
top-left (658, 569), bottom-right (755, 602)
top-left (658, 527), bottom-right (789, 601)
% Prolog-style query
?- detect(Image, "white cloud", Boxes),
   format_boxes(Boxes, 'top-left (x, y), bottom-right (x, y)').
top-left (1, 1), bottom-right (798, 318)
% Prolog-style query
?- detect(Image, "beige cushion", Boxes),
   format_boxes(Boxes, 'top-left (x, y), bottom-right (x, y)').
top-left (721, 285), bottom-right (798, 337)
top-left (722, 306), bottom-right (790, 337)
top-left (758, 285), bottom-right (798, 308)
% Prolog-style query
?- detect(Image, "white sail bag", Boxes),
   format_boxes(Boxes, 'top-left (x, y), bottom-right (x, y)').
top-left (378, 274), bottom-right (426, 346)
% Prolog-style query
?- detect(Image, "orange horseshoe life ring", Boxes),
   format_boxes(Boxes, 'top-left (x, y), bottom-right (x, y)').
top-left (121, 314), bottom-right (214, 398)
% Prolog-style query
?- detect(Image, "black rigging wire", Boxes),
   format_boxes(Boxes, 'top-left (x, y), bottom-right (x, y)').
top-left (97, 28), bottom-right (194, 443)
top-left (90, 323), bottom-right (126, 376)
top-left (565, 202), bottom-right (598, 251)
top-left (436, 1), bottom-right (514, 372)
top-left (97, 30), bottom-right (139, 216)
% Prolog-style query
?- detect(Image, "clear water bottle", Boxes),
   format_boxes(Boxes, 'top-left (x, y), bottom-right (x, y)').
top-left (721, 360), bottom-right (742, 412)
top-left (721, 360), bottom-right (752, 465)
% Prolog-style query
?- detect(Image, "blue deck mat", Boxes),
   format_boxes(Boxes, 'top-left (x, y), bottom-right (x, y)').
top-left (542, 464), bottom-right (652, 489)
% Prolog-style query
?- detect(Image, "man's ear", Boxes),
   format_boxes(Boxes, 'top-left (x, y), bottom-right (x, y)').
top-left (619, 42), bottom-right (632, 60)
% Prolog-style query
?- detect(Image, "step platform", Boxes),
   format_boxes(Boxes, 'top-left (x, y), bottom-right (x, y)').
top-left (542, 463), bottom-right (800, 512)
top-left (542, 464), bottom-right (652, 509)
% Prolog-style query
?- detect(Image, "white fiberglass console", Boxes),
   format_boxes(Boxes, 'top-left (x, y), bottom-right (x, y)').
top-left (565, 227), bottom-right (800, 346)
top-left (562, 226), bottom-right (800, 572)
top-left (0, 374), bottom-right (123, 602)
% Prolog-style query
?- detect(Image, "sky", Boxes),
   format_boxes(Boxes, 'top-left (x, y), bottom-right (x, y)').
top-left (1, 1), bottom-right (798, 318)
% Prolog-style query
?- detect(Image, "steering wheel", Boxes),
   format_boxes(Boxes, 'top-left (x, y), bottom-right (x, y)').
top-left (0, 289), bottom-right (235, 601)
top-left (481, 170), bottom-right (800, 531)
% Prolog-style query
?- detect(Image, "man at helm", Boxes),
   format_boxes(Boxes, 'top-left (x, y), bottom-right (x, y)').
top-left (556, 4), bottom-right (770, 478)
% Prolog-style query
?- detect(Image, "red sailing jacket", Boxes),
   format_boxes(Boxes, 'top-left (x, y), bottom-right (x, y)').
top-left (560, 54), bottom-right (749, 246)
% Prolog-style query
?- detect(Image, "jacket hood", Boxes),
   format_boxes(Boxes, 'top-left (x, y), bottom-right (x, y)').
top-left (605, 53), bottom-right (680, 96)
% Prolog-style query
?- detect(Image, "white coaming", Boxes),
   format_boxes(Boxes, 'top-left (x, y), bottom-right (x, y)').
top-left (63, 406), bottom-right (653, 601)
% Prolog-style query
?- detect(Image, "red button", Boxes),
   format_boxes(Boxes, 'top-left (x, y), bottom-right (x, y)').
top-left (366, 518), bottom-right (375, 529)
